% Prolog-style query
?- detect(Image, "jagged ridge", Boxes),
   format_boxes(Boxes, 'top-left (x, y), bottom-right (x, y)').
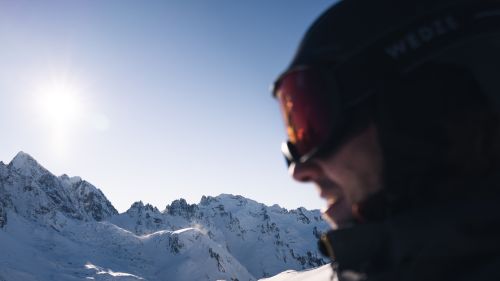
top-left (0, 152), bottom-right (329, 280)
top-left (0, 152), bottom-right (118, 227)
top-left (112, 194), bottom-right (329, 278)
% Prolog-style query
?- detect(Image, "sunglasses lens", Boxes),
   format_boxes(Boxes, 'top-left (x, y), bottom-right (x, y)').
top-left (275, 69), bottom-right (337, 160)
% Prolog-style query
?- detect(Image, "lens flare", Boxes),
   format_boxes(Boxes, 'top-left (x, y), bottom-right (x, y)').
top-left (34, 72), bottom-right (86, 157)
top-left (38, 80), bottom-right (83, 127)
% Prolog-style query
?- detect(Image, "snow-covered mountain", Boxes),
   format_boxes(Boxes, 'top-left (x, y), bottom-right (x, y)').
top-left (0, 152), bottom-right (329, 281)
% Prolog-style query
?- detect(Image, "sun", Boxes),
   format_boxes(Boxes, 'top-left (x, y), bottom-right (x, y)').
top-left (37, 77), bottom-right (84, 129)
top-left (33, 74), bottom-right (86, 156)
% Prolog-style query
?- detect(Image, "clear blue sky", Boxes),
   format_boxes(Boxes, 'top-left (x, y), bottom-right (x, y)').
top-left (0, 0), bottom-right (336, 212)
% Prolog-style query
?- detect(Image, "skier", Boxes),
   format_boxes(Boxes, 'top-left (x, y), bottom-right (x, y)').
top-left (272, 0), bottom-right (500, 280)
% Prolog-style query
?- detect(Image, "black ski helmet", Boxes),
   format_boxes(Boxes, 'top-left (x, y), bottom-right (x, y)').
top-left (282, 0), bottom-right (500, 111)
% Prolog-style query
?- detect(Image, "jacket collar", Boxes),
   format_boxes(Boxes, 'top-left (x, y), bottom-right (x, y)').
top-left (321, 194), bottom-right (500, 275)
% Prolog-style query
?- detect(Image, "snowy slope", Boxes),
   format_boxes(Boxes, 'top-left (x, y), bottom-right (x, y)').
top-left (259, 264), bottom-right (335, 281)
top-left (110, 195), bottom-right (328, 278)
top-left (0, 152), bottom-right (329, 281)
top-left (0, 211), bottom-right (253, 281)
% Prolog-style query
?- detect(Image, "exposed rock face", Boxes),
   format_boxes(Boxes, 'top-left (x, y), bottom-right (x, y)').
top-left (0, 152), bottom-right (118, 226)
top-left (0, 204), bottom-right (6, 228)
top-left (63, 177), bottom-right (118, 221)
top-left (165, 198), bottom-right (199, 219)
top-left (123, 201), bottom-right (164, 235)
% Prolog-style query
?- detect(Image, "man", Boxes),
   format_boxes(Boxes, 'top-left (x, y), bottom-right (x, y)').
top-left (272, 0), bottom-right (500, 280)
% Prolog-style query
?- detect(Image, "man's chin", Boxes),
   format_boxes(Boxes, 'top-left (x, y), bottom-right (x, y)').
top-left (322, 200), bottom-right (354, 229)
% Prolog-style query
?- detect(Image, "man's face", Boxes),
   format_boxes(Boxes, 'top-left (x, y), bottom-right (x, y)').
top-left (289, 124), bottom-right (383, 228)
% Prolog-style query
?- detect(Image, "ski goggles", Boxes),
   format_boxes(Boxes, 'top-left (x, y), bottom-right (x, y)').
top-left (272, 3), bottom-right (500, 167)
top-left (272, 66), bottom-right (371, 167)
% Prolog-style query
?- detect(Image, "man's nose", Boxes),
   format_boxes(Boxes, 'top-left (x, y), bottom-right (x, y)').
top-left (289, 160), bottom-right (322, 183)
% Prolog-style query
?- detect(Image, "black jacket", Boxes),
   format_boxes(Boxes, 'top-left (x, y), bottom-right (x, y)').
top-left (320, 192), bottom-right (500, 281)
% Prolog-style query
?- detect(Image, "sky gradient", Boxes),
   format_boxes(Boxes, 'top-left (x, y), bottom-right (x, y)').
top-left (0, 0), bottom-right (336, 212)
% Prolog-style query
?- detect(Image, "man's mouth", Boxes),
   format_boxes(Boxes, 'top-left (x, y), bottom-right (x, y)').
top-left (322, 197), bottom-right (343, 220)
top-left (321, 195), bottom-right (355, 228)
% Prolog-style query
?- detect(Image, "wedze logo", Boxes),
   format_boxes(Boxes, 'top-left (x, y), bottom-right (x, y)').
top-left (385, 15), bottom-right (460, 59)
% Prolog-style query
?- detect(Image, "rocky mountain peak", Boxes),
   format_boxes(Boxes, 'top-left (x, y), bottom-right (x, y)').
top-left (8, 151), bottom-right (50, 178)
top-left (72, 180), bottom-right (118, 221)
top-left (127, 201), bottom-right (159, 214)
top-left (59, 174), bottom-right (83, 185)
top-left (144, 203), bottom-right (159, 212)
top-left (130, 200), bottom-right (145, 209)
top-left (200, 195), bottom-right (218, 206)
top-left (200, 194), bottom-right (249, 207)
top-left (10, 151), bottom-right (34, 163)
top-left (1, 152), bottom-right (118, 223)
top-left (165, 198), bottom-right (198, 217)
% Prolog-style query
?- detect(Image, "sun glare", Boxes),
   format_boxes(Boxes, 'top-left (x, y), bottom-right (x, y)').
top-left (33, 73), bottom-right (86, 157)
top-left (32, 67), bottom-right (110, 157)
top-left (38, 82), bottom-right (83, 127)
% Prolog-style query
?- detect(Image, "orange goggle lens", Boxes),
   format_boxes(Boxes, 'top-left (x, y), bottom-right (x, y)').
top-left (275, 68), bottom-right (337, 160)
